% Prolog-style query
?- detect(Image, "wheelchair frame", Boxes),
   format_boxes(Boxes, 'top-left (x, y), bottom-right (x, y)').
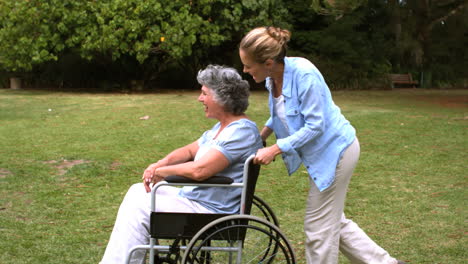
top-left (125, 154), bottom-right (295, 264)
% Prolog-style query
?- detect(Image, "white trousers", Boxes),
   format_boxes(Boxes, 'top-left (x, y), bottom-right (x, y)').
top-left (100, 183), bottom-right (213, 264)
top-left (304, 139), bottom-right (397, 264)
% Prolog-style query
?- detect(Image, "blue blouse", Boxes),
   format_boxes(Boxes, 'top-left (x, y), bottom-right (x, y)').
top-left (179, 119), bottom-right (263, 213)
top-left (265, 57), bottom-right (356, 191)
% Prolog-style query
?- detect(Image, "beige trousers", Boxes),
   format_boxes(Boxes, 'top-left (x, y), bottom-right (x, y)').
top-left (304, 139), bottom-right (397, 264)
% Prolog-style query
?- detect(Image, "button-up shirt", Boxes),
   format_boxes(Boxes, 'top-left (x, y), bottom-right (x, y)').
top-left (265, 57), bottom-right (356, 191)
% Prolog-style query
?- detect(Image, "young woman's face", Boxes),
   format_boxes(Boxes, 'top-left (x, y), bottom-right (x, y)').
top-left (239, 49), bottom-right (269, 83)
top-left (198, 85), bottom-right (223, 119)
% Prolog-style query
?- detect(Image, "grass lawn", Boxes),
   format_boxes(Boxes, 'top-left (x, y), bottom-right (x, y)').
top-left (0, 88), bottom-right (466, 263)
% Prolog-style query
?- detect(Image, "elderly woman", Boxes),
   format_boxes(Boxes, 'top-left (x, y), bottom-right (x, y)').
top-left (100, 65), bottom-right (263, 264)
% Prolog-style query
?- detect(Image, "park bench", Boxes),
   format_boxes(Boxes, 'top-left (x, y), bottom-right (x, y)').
top-left (388, 73), bottom-right (418, 89)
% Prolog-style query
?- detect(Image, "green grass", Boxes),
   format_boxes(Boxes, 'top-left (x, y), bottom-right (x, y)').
top-left (1, 89), bottom-right (466, 263)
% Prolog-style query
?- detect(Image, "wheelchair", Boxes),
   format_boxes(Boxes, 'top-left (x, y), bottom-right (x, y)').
top-left (126, 154), bottom-right (296, 263)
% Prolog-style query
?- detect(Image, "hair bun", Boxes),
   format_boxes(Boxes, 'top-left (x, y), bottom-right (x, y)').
top-left (266, 27), bottom-right (291, 46)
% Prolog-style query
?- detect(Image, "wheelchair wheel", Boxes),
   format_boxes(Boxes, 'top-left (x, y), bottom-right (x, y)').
top-left (182, 215), bottom-right (295, 264)
top-left (250, 195), bottom-right (281, 262)
top-left (251, 195), bottom-right (279, 227)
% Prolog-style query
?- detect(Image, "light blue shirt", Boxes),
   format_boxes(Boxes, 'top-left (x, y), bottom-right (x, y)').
top-left (265, 57), bottom-right (356, 191)
top-left (179, 119), bottom-right (263, 213)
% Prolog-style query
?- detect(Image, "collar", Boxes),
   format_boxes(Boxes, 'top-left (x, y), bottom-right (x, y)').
top-left (281, 57), bottom-right (292, 97)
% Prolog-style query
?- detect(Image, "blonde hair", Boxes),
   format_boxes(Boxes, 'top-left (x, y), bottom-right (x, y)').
top-left (240, 26), bottom-right (291, 63)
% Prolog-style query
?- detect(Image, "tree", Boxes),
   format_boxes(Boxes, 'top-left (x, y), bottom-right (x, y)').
top-left (0, 0), bottom-right (290, 89)
top-left (308, 0), bottom-right (467, 88)
top-left (310, 0), bottom-right (367, 16)
top-left (288, 0), bottom-right (394, 89)
top-left (430, 6), bottom-right (468, 87)
top-left (400, 0), bottom-right (467, 87)
top-left (0, 0), bottom-right (64, 72)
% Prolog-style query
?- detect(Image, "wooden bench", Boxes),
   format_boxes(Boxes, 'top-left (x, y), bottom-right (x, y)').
top-left (388, 73), bottom-right (418, 88)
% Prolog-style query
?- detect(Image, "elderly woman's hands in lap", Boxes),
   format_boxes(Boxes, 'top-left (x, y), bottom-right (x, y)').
top-left (142, 161), bottom-right (165, 192)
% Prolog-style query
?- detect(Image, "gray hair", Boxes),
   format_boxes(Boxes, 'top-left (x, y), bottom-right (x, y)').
top-left (197, 65), bottom-right (250, 115)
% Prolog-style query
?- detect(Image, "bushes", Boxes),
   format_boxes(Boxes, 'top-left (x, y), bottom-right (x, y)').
top-left (0, 0), bottom-right (290, 91)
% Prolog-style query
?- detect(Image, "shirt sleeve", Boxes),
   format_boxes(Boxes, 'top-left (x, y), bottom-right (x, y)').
top-left (212, 123), bottom-right (259, 164)
top-left (265, 116), bottom-right (273, 129)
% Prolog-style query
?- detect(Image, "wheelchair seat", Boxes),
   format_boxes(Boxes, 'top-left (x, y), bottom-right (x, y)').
top-left (151, 157), bottom-right (260, 239)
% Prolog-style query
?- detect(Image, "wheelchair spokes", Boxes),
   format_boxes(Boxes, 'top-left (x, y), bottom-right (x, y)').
top-left (183, 215), bottom-right (295, 264)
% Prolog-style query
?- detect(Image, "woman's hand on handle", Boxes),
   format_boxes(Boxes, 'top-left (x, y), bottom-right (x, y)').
top-left (254, 144), bottom-right (282, 165)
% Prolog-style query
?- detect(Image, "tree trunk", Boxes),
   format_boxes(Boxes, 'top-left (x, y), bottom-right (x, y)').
top-left (414, 0), bottom-right (467, 88)
top-left (388, 0), bottom-right (402, 71)
top-left (10, 77), bottom-right (22, 89)
top-left (420, 26), bottom-right (433, 88)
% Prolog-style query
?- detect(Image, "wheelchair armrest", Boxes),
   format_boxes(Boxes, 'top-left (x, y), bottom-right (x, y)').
top-left (165, 175), bottom-right (234, 185)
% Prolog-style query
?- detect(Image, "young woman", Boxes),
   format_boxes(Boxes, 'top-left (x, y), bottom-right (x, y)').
top-left (239, 26), bottom-right (405, 264)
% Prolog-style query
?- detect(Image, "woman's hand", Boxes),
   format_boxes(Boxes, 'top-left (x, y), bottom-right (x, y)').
top-left (254, 144), bottom-right (282, 165)
top-left (142, 162), bottom-right (165, 192)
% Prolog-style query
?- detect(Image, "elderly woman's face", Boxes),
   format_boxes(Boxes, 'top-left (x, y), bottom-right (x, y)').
top-left (198, 85), bottom-right (223, 119)
top-left (239, 49), bottom-right (269, 83)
